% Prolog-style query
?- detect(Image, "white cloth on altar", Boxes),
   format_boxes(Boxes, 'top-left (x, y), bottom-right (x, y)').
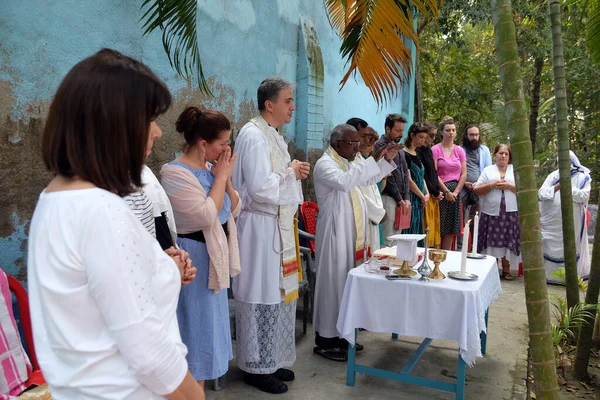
top-left (539, 152), bottom-right (592, 283)
top-left (354, 154), bottom-right (386, 252)
top-left (231, 120), bottom-right (303, 305)
top-left (336, 250), bottom-right (502, 366)
top-left (312, 153), bottom-right (395, 338)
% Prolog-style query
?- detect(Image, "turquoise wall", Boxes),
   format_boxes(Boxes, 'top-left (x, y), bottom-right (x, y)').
top-left (0, 0), bottom-right (414, 280)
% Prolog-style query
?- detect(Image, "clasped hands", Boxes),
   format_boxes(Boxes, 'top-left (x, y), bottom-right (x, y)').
top-left (291, 160), bottom-right (311, 179)
top-left (166, 247), bottom-right (197, 285)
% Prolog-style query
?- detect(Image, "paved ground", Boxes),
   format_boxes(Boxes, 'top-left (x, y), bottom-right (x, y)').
top-left (206, 272), bottom-right (548, 400)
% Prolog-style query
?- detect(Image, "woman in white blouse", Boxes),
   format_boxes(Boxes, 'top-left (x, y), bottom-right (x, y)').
top-left (27, 49), bottom-right (204, 399)
top-left (474, 144), bottom-right (521, 280)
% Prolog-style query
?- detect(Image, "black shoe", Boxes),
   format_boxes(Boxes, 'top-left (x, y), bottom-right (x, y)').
top-left (243, 373), bottom-right (288, 394)
top-left (313, 346), bottom-right (348, 362)
top-left (273, 368), bottom-right (295, 382)
top-left (338, 338), bottom-right (364, 352)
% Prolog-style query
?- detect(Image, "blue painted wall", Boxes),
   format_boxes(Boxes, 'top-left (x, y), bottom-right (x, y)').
top-left (0, 0), bottom-right (414, 281)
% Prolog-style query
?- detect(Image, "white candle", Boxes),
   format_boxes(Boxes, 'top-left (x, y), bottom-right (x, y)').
top-left (472, 212), bottom-right (479, 255)
top-left (460, 220), bottom-right (471, 276)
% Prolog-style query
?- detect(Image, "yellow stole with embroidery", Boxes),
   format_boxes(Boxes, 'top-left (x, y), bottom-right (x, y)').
top-left (250, 116), bottom-right (301, 303)
top-left (325, 146), bottom-right (367, 264)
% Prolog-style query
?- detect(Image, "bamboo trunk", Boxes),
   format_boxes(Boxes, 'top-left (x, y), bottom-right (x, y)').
top-left (549, 0), bottom-right (580, 308)
top-left (491, 0), bottom-right (559, 397)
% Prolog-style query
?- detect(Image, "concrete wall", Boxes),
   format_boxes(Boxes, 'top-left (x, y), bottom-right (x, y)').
top-left (0, 0), bottom-right (412, 280)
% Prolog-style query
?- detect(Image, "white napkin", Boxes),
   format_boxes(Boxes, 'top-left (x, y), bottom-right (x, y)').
top-left (388, 234), bottom-right (426, 263)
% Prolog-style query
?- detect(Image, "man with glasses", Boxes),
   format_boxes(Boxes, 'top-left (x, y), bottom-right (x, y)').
top-left (346, 118), bottom-right (387, 251)
top-left (312, 124), bottom-right (400, 362)
top-left (375, 114), bottom-right (411, 246)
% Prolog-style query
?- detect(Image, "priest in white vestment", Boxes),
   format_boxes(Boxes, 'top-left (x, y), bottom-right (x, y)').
top-left (232, 78), bottom-right (310, 394)
top-left (539, 150), bottom-right (592, 283)
top-left (312, 124), bottom-right (399, 362)
top-left (346, 118), bottom-right (387, 251)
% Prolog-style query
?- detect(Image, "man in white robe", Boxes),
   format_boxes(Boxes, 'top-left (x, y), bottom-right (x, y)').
top-left (539, 150), bottom-right (592, 283)
top-left (347, 118), bottom-right (387, 252)
top-left (312, 124), bottom-right (399, 361)
top-left (232, 77), bottom-right (310, 394)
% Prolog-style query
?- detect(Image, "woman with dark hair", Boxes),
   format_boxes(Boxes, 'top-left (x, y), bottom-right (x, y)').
top-left (474, 144), bottom-right (521, 280)
top-left (402, 123), bottom-right (430, 237)
top-left (161, 106), bottom-right (241, 389)
top-left (432, 118), bottom-right (467, 250)
top-left (417, 122), bottom-right (443, 247)
top-left (28, 49), bottom-right (204, 399)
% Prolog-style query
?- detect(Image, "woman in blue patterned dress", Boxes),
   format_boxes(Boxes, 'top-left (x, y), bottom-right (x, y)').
top-left (161, 106), bottom-right (241, 388)
top-left (402, 123), bottom-right (430, 240)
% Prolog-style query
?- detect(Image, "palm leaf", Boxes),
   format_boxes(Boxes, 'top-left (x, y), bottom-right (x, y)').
top-left (587, 0), bottom-right (600, 64)
top-left (140, 0), bottom-right (211, 95)
top-left (324, 0), bottom-right (442, 105)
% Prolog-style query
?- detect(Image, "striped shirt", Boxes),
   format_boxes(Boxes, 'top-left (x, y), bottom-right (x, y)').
top-left (124, 190), bottom-right (156, 238)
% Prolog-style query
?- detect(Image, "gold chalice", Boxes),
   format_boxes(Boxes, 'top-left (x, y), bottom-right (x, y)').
top-left (428, 249), bottom-right (447, 279)
top-left (393, 259), bottom-right (417, 277)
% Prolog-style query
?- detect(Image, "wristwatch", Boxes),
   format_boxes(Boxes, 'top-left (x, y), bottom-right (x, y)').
top-left (443, 190), bottom-right (450, 195)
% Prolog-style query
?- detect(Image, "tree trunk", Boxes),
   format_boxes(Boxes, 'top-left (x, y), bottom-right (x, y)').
top-left (574, 213), bottom-right (600, 378)
top-left (549, 0), bottom-right (580, 308)
top-left (529, 56), bottom-right (544, 156)
top-left (491, 0), bottom-right (559, 398)
top-left (415, 56), bottom-right (424, 123)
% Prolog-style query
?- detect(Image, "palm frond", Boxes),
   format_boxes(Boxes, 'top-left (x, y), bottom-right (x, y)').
top-left (587, 0), bottom-right (600, 64)
top-left (140, 0), bottom-right (211, 95)
top-left (324, 0), bottom-right (442, 105)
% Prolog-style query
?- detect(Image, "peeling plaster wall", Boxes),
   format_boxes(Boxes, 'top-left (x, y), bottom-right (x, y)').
top-left (1, 0), bottom-right (412, 281)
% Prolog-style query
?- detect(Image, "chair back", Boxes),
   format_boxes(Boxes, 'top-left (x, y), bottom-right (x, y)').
top-left (300, 201), bottom-right (319, 254)
top-left (8, 275), bottom-right (45, 386)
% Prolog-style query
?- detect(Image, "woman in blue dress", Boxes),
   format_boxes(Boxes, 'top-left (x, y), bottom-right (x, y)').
top-left (161, 106), bottom-right (241, 389)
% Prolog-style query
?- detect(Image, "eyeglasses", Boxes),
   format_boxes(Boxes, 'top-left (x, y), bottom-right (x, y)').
top-left (337, 140), bottom-right (360, 147)
top-left (428, 133), bottom-right (436, 138)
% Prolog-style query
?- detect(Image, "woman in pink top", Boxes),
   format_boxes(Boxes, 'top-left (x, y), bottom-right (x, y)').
top-left (431, 118), bottom-right (467, 250)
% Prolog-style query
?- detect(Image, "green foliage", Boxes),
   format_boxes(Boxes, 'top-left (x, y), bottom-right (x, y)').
top-left (139, 0), bottom-right (211, 95)
top-left (549, 294), bottom-right (596, 362)
top-left (549, 267), bottom-right (588, 293)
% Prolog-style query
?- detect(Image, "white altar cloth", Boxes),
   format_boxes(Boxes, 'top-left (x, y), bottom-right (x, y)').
top-left (336, 250), bottom-right (502, 366)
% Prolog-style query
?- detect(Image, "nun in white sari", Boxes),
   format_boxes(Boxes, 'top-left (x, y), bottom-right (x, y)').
top-left (539, 151), bottom-right (592, 283)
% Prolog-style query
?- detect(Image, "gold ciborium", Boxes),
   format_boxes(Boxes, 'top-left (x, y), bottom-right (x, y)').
top-left (393, 259), bottom-right (417, 277)
top-left (428, 249), bottom-right (447, 279)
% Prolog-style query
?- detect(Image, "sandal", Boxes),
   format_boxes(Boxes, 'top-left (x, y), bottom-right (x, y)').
top-left (243, 373), bottom-right (288, 394)
top-left (501, 272), bottom-right (513, 281)
top-left (313, 346), bottom-right (348, 362)
top-left (273, 368), bottom-right (295, 382)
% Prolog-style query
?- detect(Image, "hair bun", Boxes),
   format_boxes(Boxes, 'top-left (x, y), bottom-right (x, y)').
top-left (175, 106), bottom-right (202, 134)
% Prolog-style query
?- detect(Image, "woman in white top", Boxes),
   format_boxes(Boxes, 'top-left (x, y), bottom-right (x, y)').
top-left (27, 49), bottom-right (204, 399)
top-left (474, 144), bottom-right (521, 280)
top-left (539, 150), bottom-right (592, 283)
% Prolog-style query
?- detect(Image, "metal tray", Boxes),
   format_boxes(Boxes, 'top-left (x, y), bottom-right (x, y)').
top-left (447, 271), bottom-right (479, 280)
top-left (466, 253), bottom-right (486, 259)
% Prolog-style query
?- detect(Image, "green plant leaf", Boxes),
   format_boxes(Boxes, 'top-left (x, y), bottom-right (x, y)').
top-left (140, 0), bottom-right (212, 95)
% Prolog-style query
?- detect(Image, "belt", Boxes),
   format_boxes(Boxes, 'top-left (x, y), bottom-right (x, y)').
top-left (178, 223), bottom-right (229, 243)
top-left (241, 209), bottom-right (278, 218)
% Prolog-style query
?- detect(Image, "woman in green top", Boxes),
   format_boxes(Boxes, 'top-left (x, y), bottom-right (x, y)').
top-left (402, 123), bottom-right (430, 237)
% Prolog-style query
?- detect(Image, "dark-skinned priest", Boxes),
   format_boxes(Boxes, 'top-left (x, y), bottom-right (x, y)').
top-left (312, 123), bottom-right (401, 361)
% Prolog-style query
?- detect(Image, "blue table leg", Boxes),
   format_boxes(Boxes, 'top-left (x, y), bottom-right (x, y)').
top-left (346, 329), bottom-right (357, 386)
top-left (480, 309), bottom-right (489, 355)
top-left (455, 354), bottom-right (466, 400)
top-left (391, 333), bottom-right (398, 340)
